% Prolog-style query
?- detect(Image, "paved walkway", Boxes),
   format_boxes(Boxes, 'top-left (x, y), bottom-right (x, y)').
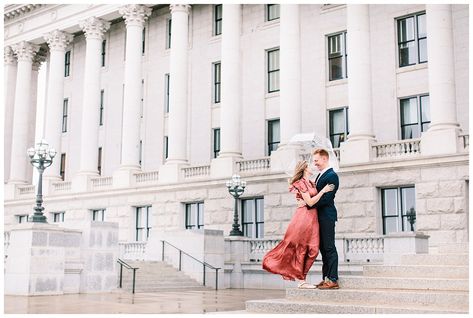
top-left (4, 288), bottom-right (285, 314)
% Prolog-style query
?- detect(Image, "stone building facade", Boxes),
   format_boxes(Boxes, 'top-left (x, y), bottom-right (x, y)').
top-left (4, 4), bottom-right (469, 254)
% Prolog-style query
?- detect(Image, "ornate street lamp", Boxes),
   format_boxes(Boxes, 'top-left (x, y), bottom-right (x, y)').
top-left (27, 140), bottom-right (56, 223)
top-left (226, 174), bottom-right (247, 236)
top-left (406, 207), bottom-right (416, 231)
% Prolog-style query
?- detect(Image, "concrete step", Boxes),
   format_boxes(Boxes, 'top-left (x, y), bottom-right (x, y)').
top-left (246, 298), bottom-right (468, 314)
top-left (400, 253), bottom-right (468, 266)
top-left (286, 288), bottom-right (468, 309)
top-left (437, 243), bottom-right (469, 254)
top-left (363, 264), bottom-right (468, 279)
top-left (339, 275), bottom-right (469, 291)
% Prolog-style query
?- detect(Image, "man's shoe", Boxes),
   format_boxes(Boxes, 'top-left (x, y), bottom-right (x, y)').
top-left (318, 280), bottom-right (339, 290)
top-left (316, 280), bottom-right (326, 288)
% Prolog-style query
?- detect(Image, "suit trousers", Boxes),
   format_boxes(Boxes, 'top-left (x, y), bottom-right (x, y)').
top-left (318, 217), bottom-right (339, 282)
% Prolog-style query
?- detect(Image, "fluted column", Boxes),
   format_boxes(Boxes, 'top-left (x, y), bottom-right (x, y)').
top-left (119, 5), bottom-right (151, 170)
top-left (166, 4), bottom-right (190, 165)
top-left (421, 4), bottom-right (461, 156)
top-left (339, 4), bottom-right (375, 165)
top-left (279, 4), bottom-right (301, 145)
top-left (43, 30), bottom-right (73, 179)
top-left (4, 46), bottom-right (17, 183)
top-left (77, 18), bottom-right (110, 175)
top-left (9, 41), bottom-right (40, 184)
top-left (219, 4), bottom-right (242, 157)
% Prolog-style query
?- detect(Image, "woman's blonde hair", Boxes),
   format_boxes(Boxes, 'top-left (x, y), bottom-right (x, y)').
top-left (289, 160), bottom-right (308, 185)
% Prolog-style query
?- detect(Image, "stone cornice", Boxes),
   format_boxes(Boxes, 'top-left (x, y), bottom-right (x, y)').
top-left (79, 17), bottom-right (111, 40)
top-left (44, 30), bottom-right (74, 51)
top-left (11, 41), bottom-right (40, 62)
top-left (169, 4), bottom-right (191, 15)
top-left (4, 4), bottom-right (45, 21)
top-left (118, 5), bottom-right (152, 28)
top-left (4, 46), bottom-right (16, 65)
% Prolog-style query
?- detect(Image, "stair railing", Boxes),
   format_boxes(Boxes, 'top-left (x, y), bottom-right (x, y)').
top-left (117, 258), bottom-right (139, 294)
top-left (161, 240), bottom-right (220, 290)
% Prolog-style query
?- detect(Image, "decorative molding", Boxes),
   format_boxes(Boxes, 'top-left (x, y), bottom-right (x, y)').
top-left (79, 17), bottom-right (111, 40)
top-left (4, 46), bottom-right (16, 65)
top-left (118, 5), bottom-right (152, 28)
top-left (170, 4), bottom-right (191, 15)
top-left (11, 41), bottom-right (40, 62)
top-left (44, 30), bottom-right (74, 51)
top-left (4, 4), bottom-right (45, 21)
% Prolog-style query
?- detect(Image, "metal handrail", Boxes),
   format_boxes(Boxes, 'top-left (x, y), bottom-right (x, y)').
top-left (117, 258), bottom-right (139, 294)
top-left (161, 240), bottom-right (220, 290)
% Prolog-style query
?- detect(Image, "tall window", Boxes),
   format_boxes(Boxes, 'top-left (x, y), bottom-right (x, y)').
top-left (185, 202), bottom-right (204, 229)
top-left (52, 212), bottom-right (65, 223)
top-left (400, 95), bottom-right (430, 139)
top-left (267, 48), bottom-right (280, 93)
top-left (164, 136), bottom-right (169, 161)
top-left (17, 215), bottom-right (29, 223)
top-left (213, 128), bottom-right (220, 158)
top-left (397, 12), bottom-right (427, 67)
top-left (136, 206), bottom-right (152, 241)
top-left (64, 50), bottom-right (71, 77)
top-left (328, 32), bottom-right (347, 81)
top-left (140, 79), bottom-right (144, 118)
top-left (101, 40), bottom-right (106, 67)
top-left (329, 107), bottom-right (349, 148)
top-left (139, 140), bottom-right (143, 166)
top-left (142, 27), bottom-right (146, 55)
top-left (166, 18), bottom-right (172, 49)
top-left (98, 147), bottom-right (102, 175)
top-left (92, 209), bottom-right (105, 222)
top-left (266, 4), bottom-right (280, 21)
top-left (242, 198), bottom-right (264, 238)
top-left (214, 5), bottom-right (222, 36)
top-left (100, 90), bottom-right (104, 126)
top-left (62, 99), bottom-right (68, 133)
top-left (268, 119), bottom-right (280, 155)
top-left (60, 153), bottom-right (66, 181)
top-left (382, 187), bottom-right (416, 234)
top-left (164, 73), bottom-right (170, 113)
top-left (213, 62), bottom-right (221, 103)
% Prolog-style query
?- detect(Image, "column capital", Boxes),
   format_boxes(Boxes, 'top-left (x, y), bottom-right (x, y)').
top-left (11, 41), bottom-right (40, 62)
top-left (32, 46), bottom-right (47, 71)
top-left (119, 5), bottom-right (152, 28)
top-left (4, 46), bottom-right (16, 65)
top-left (79, 17), bottom-right (111, 40)
top-left (170, 4), bottom-right (191, 15)
top-left (43, 30), bottom-right (73, 51)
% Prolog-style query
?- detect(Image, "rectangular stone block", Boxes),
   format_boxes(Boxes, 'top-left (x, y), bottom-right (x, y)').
top-left (437, 181), bottom-right (465, 198)
top-left (420, 166), bottom-right (457, 182)
top-left (416, 214), bottom-right (441, 231)
top-left (31, 231), bottom-right (48, 247)
top-left (441, 213), bottom-right (468, 231)
top-left (416, 182), bottom-right (439, 199)
top-left (270, 207), bottom-right (294, 222)
top-left (425, 198), bottom-right (455, 214)
top-left (264, 194), bottom-right (281, 207)
top-left (339, 202), bottom-right (366, 218)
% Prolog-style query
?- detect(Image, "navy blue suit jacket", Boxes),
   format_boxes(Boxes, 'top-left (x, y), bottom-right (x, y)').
top-left (313, 168), bottom-right (339, 222)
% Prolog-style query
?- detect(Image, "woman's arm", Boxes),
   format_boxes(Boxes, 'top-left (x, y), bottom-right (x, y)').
top-left (301, 184), bottom-right (334, 207)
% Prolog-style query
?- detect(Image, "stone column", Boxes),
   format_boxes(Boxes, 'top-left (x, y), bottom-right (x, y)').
top-left (8, 41), bottom-right (40, 184)
top-left (43, 30), bottom-right (73, 180)
top-left (340, 4), bottom-right (376, 165)
top-left (4, 46), bottom-right (17, 183)
top-left (77, 18), bottom-right (110, 178)
top-left (211, 4), bottom-right (243, 178)
top-left (270, 4), bottom-right (303, 173)
top-left (159, 4), bottom-right (191, 183)
top-left (421, 4), bottom-right (461, 156)
top-left (118, 5), bottom-right (151, 170)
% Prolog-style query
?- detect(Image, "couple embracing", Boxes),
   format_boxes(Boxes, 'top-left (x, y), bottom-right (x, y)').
top-left (263, 148), bottom-right (340, 290)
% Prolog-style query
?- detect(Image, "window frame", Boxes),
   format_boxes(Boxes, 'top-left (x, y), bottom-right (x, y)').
top-left (64, 50), bottom-right (71, 77)
top-left (213, 128), bottom-right (220, 159)
top-left (62, 98), bottom-right (68, 133)
top-left (397, 12), bottom-right (427, 68)
top-left (98, 147), bottom-right (102, 175)
top-left (213, 62), bottom-right (221, 104)
top-left (185, 202), bottom-right (204, 230)
top-left (399, 94), bottom-right (430, 140)
top-left (328, 107), bottom-right (349, 148)
top-left (327, 31), bottom-right (347, 81)
top-left (267, 118), bottom-right (280, 156)
top-left (267, 48), bottom-right (280, 93)
top-left (52, 211), bottom-right (65, 223)
top-left (381, 186), bottom-right (416, 235)
top-left (142, 27), bottom-right (146, 55)
top-left (100, 90), bottom-right (104, 126)
top-left (266, 4), bottom-right (280, 21)
top-left (101, 39), bottom-right (106, 67)
top-left (92, 209), bottom-right (106, 222)
top-left (214, 4), bottom-right (222, 36)
top-left (164, 73), bottom-right (170, 113)
top-left (60, 153), bottom-right (66, 181)
top-left (135, 206), bottom-right (152, 241)
top-left (17, 214), bottom-right (29, 223)
top-left (241, 197), bottom-right (264, 239)
top-left (166, 18), bottom-right (172, 49)
top-left (163, 136), bottom-right (169, 161)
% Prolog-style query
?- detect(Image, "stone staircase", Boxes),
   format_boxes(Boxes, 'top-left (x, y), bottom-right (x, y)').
top-left (116, 260), bottom-right (208, 293)
top-left (246, 243), bottom-right (469, 314)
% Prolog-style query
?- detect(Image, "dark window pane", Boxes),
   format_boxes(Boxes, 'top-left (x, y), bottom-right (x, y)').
top-left (267, 4), bottom-right (280, 21)
top-left (399, 41), bottom-right (417, 67)
top-left (398, 17), bottom-right (415, 43)
top-left (402, 125), bottom-right (420, 139)
top-left (329, 57), bottom-right (343, 81)
top-left (400, 98), bottom-right (418, 125)
top-left (401, 187), bottom-right (416, 215)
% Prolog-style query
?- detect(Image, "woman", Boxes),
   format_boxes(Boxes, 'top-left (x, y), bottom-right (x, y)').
top-left (262, 160), bottom-right (334, 289)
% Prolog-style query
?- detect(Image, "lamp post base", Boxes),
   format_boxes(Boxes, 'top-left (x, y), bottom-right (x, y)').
top-left (229, 229), bottom-right (244, 236)
top-left (30, 214), bottom-right (47, 223)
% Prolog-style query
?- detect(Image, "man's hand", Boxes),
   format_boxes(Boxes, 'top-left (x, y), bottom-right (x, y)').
top-left (296, 198), bottom-right (305, 207)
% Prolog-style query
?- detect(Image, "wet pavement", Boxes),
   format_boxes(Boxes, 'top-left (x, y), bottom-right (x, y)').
top-left (4, 288), bottom-right (285, 314)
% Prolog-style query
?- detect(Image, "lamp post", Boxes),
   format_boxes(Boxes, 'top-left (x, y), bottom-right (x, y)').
top-left (27, 140), bottom-right (56, 223)
top-left (226, 174), bottom-right (246, 236)
top-left (406, 207), bottom-right (416, 231)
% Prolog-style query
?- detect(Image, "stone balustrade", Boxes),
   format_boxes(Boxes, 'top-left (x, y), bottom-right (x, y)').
top-left (237, 157), bottom-right (271, 173)
top-left (91, 176), bottom-right (113, 188)
top-left (249, 238), bottom-right (281, 262)
top-left (119, 241), bottom-right (147, 260)
top-left (372, 139), bottom-right (421, 160)
top-left (135, 170), bottom-right (159, 183)
top-left (17, 184), bottom-right (35, 195)
top-left (52, 181), bottom-right (72, 192)
top-left (4, 231), bottom-right (11, 263)
top-left (343, 236), bottom-right (384, 263)
top-left (182, 165), bottom-right (211, 178)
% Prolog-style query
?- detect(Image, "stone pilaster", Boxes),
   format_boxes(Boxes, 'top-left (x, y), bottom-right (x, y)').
top-left (4, 46), bottom-right (17, 183)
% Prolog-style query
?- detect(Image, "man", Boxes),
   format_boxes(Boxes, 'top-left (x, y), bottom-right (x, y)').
top-left (299, 148), bottom-right (339, 289)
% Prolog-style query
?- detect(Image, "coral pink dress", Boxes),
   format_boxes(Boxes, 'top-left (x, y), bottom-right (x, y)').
top-left (262, 177), bottom-right (320, 281)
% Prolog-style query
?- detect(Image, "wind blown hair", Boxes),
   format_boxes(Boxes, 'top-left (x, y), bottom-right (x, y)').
top-left (289, 160), bottom-right (308, 185)
top-left (313, 148), bottom-right (329, 158)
